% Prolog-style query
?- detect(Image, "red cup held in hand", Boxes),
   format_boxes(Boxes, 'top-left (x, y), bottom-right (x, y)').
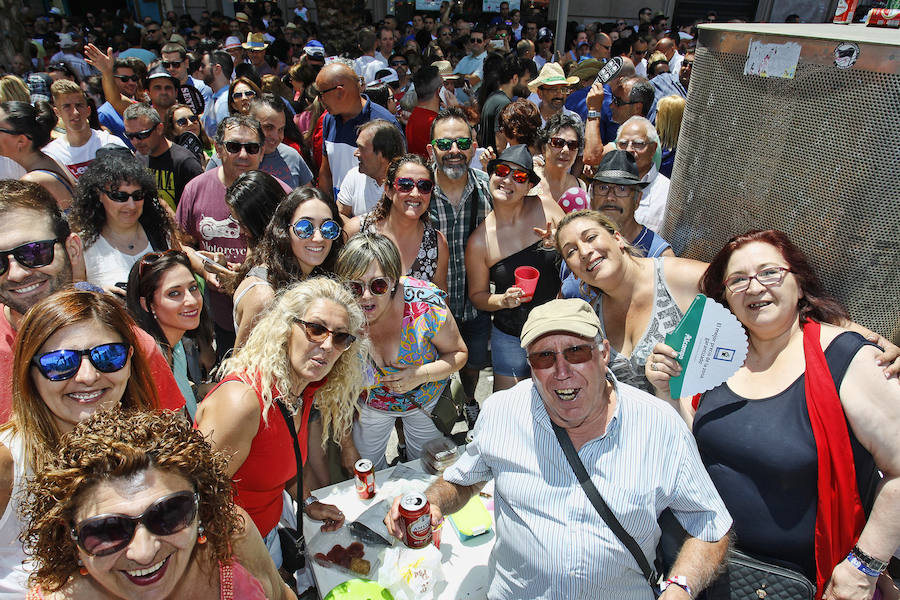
top-left (514, 266), bottom-right (540, 302)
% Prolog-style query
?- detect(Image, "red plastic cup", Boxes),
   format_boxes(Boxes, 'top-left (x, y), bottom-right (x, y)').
top-left (514, 266), bottom-right (540, 303)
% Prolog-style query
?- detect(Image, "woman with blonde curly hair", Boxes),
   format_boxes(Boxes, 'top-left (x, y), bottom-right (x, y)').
top-left (195, 276), bottom-right (368, 568)
top-left (20, 409), bottom-right (292, 599)
top-left (0, 289), bottom-right (163, 596)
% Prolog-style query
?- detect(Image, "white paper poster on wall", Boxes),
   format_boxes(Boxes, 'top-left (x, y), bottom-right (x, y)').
top-left (744, 39), bottom-right (802, 79)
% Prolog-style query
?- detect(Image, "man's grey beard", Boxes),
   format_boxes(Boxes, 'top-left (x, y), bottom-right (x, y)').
top-left (439, 161), bottom-right (468, 180)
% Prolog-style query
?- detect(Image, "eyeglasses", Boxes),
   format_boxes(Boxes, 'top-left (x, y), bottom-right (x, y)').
top-left (549, 137), bottom-right (579, 151)
top-left (527, 343), bottom-right (597, 369)
top-left (162, 60), bottom-right (183, 69)
top-left (125, 126), bottom-right (156, 140)
top-left (175, 115), bottom-right (199, 127)
top-left (393, 178), bottom-right (434, 194)
top-left (114, 74), bottom-right (139, 82)
top-left (616, 138), bottom-right (649, 151)
top-left (345, 276), bottom-right (393, 298)
top-left (296, 319), bottom-right (356, 351)
top-left (104, 189), bottom-right (148, 203)
top-left (611, 96), bottom-right (641, 107)
top-left (71, 491), bottom-right (198, 557)
top-left (390, 60), bottom-right (408, 67)
top-left (0, 127), bottom-right (24, 137)
top-left (0, 239), bottom-right (58, 276)
top-left (592, 183), bottom-right (633, 197)
top-left (491, 163), bottom-right (530, 184)
top-left (432, 137), bottom-right (472, 151)
top-left (223, 141), bottom-right (261, 154)
top-left (232, 90), bottom-right (257, 100)
top-left (316, 84), bottom-right (342, 97)
top-left (32, 342), bottom-right (131, 381)
top-left (292, 218), bottom-right (342, 240)
top-left (539, 85), bottom-right (568, 95)
top-left (724, 266), bottom-right (792, 294)
top-left (471, 38), bottom-right (484, 44)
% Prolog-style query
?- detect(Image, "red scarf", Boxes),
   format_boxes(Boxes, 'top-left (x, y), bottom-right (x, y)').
top-left (803, 320), bottom-right (866, 595)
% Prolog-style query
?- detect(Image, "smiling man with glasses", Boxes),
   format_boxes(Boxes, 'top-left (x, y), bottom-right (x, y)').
top-left (175, 115), bottom-right (292, 357)
top-left (615, 115), bottom-right (670, 234)
top-left (386, 297), bottom-right (732, 599)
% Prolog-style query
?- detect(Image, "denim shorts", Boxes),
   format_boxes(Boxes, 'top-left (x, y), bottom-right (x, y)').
top-left (490, 325), bottom-right (530, 377)
top-left (458, 312), bottom-right (491, 370)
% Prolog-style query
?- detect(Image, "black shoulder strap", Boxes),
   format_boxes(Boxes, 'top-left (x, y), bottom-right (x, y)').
top-left (275, 399), bottom-right (304, 536)
top-left (550, 420), bottom-right (659, 586)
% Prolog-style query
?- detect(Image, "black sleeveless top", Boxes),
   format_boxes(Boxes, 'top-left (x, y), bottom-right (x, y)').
top-left (488, 241), bottom-right (561, 337)
top-left (693, 331), bottom-right (880, 582)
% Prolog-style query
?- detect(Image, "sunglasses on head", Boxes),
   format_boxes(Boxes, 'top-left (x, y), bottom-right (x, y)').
top-left (223, 141), bottom-right (261, 155)
top-left (232, 90), bottom-right (256, 100)
top-left (114, 74), bottom-right (139, 82)
top-left (32, 342), bottom-right (131, 381)
top-left (432, 137), bottom-right (472, 151)
top-left (345, 276), bottom-right (393, 297)
top-left (71, 491), bottom-right (198, 557)
top-left (492, 163), bottom-right (530, 183)
top-left (527, 343), bottom-right (596, 369)
top-left (393, 178), bottom-right (434, 194)
top-left (162, 60), bottom-right (183, 68)
top-left (0, 239), bottom-right (58, 276)
top-left (292, 218), bottom-right (342, 240)
top-left (549, 137), bottom-right (579, 151)
top-left (296, 319), bottom-right (356, 351)
top-left (125, 126), bottom-right (156, 140)
top-left (175, 115), bottom-right (199, 127)
top-left (105, 188), bottom-right (148, 203)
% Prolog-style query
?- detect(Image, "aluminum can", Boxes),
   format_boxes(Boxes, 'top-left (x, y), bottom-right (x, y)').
top-left (833, 0), bottom-right (860, 23)
top-left (354, 459), bottom-right (376, 499)
top-left (398, 492), bottom-right (432, 549)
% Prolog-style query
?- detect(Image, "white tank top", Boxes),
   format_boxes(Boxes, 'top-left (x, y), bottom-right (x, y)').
top-left (0, 429), bottom-right (31, 598)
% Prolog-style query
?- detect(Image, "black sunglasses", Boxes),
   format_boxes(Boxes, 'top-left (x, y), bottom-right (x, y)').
top-left (611, 95), bottom-right (641, 107)
top-left (393, 178), bottom-right (434, 194)
top-left (175, 115), bottom-right (199, 127)
top-left (346, 276), bottom-right (393, 297)
top-left (0, 239), bottom-right (58, 276)
top-left (296, 319), bottom-right (356, 351)
top-left (432, 137), bottom-right (472, 151)
top-left (32, 342), bottom-right (131, 381)
top-left (527, 344), bottom-right (596, 369)
top-left (114, 74), bottom-right (139, 83)
top-left (162, 60), bottom-right (183, 68)
top-left (125, 126), bottom-right (156, 140)
top-left (390, 60), bottom-right (407, 67)
top-left (105, 189), bottom-right (148, 203)
top-left (223, 141), bottom-right (261, 155)
top-left (71, 491), bottom-right (198, 557)
top-left (292, 218), bottom-right (342, 240)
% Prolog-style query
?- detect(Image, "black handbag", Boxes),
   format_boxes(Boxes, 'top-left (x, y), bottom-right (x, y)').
top-left (275, 399), bottom-right (307, 573)
top-left (551, 420), bottom-right (661, 598)
top-left (702, 550), bottom-right (814, 600)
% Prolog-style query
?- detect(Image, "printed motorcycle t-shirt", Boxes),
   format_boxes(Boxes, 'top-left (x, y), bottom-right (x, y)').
top-left (42, 129), bottom-right (127, 180)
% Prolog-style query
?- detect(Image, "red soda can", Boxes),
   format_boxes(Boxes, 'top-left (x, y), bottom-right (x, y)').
top-left (399, 492), bottom-right (432, 549)
top-left (354, 459), bottom-right (376, 499)
top-left (833, 0), bottom-right (860, 23)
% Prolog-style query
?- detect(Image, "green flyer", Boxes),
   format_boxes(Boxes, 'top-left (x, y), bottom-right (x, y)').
top-left (664, 295), bottom-right (748, 399)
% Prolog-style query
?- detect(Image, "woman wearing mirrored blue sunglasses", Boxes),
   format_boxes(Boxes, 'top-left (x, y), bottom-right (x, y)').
top-left (344, 154), bottom-right (449, 293)
top-left (0, 289), bottom-right (160, 596)
top-left (231, 187), bottom-right (345, 349)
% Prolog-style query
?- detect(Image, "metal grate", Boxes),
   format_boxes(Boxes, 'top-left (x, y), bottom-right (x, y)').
top-left (664, 25), bottom-right (900, 342)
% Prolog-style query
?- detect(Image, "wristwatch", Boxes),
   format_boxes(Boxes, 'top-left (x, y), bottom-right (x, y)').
top-left (849, 545), bottom-right (888, 576)
top-left (660, 575), bottom-right (693, 598)
top-left (302, 495), bottom-right (319, 509)
top-left (587, 110), bottom-right (602, 120)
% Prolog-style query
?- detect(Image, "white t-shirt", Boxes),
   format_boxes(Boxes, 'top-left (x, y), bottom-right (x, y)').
top-left (42, 129), bottom-right (127, 180)
top-left (337, 167), bottom-right (383, 217)
top-left (82, 234), bottom-right (153, 290)
top-left (0, 157), bottom-right (26, 179)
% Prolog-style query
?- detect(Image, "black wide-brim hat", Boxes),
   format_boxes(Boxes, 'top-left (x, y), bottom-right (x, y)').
top-left (591, 149), bottom-right (650, 189)
top-left (486, 144), bottom-right (541, 186)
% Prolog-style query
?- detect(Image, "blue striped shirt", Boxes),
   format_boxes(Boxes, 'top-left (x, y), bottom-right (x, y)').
top-left (443, 378), bottom-right (732, 600)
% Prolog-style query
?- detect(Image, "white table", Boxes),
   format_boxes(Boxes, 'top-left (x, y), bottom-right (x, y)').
top-left (304, 458), bottom-right (496, 599)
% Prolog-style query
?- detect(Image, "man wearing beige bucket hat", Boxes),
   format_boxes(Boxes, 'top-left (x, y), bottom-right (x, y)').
top-left (528, 62), bottom-right (583, 126)
top-left (386, 297), bottom-right (732, 599)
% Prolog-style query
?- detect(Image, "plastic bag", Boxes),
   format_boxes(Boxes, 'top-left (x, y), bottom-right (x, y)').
top-left (376, 545), bottom-right (444, 600)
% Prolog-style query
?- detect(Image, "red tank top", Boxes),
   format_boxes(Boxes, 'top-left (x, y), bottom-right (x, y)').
top-left (207, 372), bottom-right (325, 535)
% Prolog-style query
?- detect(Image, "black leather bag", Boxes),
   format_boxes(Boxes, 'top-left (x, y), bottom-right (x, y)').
top-left (702, 550), bottom-right (814, 600)
top-left (275, 400), bottom-right (307, 573)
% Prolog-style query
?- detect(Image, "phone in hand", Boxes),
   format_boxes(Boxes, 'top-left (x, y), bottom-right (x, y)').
top-left (595, 56), bottom-right (625, 85)
top-left (490, 39), bottom-right (504, 49)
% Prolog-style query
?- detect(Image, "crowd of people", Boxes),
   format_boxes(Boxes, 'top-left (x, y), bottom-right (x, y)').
top-left (0, 2), bottom-right (898, 599)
